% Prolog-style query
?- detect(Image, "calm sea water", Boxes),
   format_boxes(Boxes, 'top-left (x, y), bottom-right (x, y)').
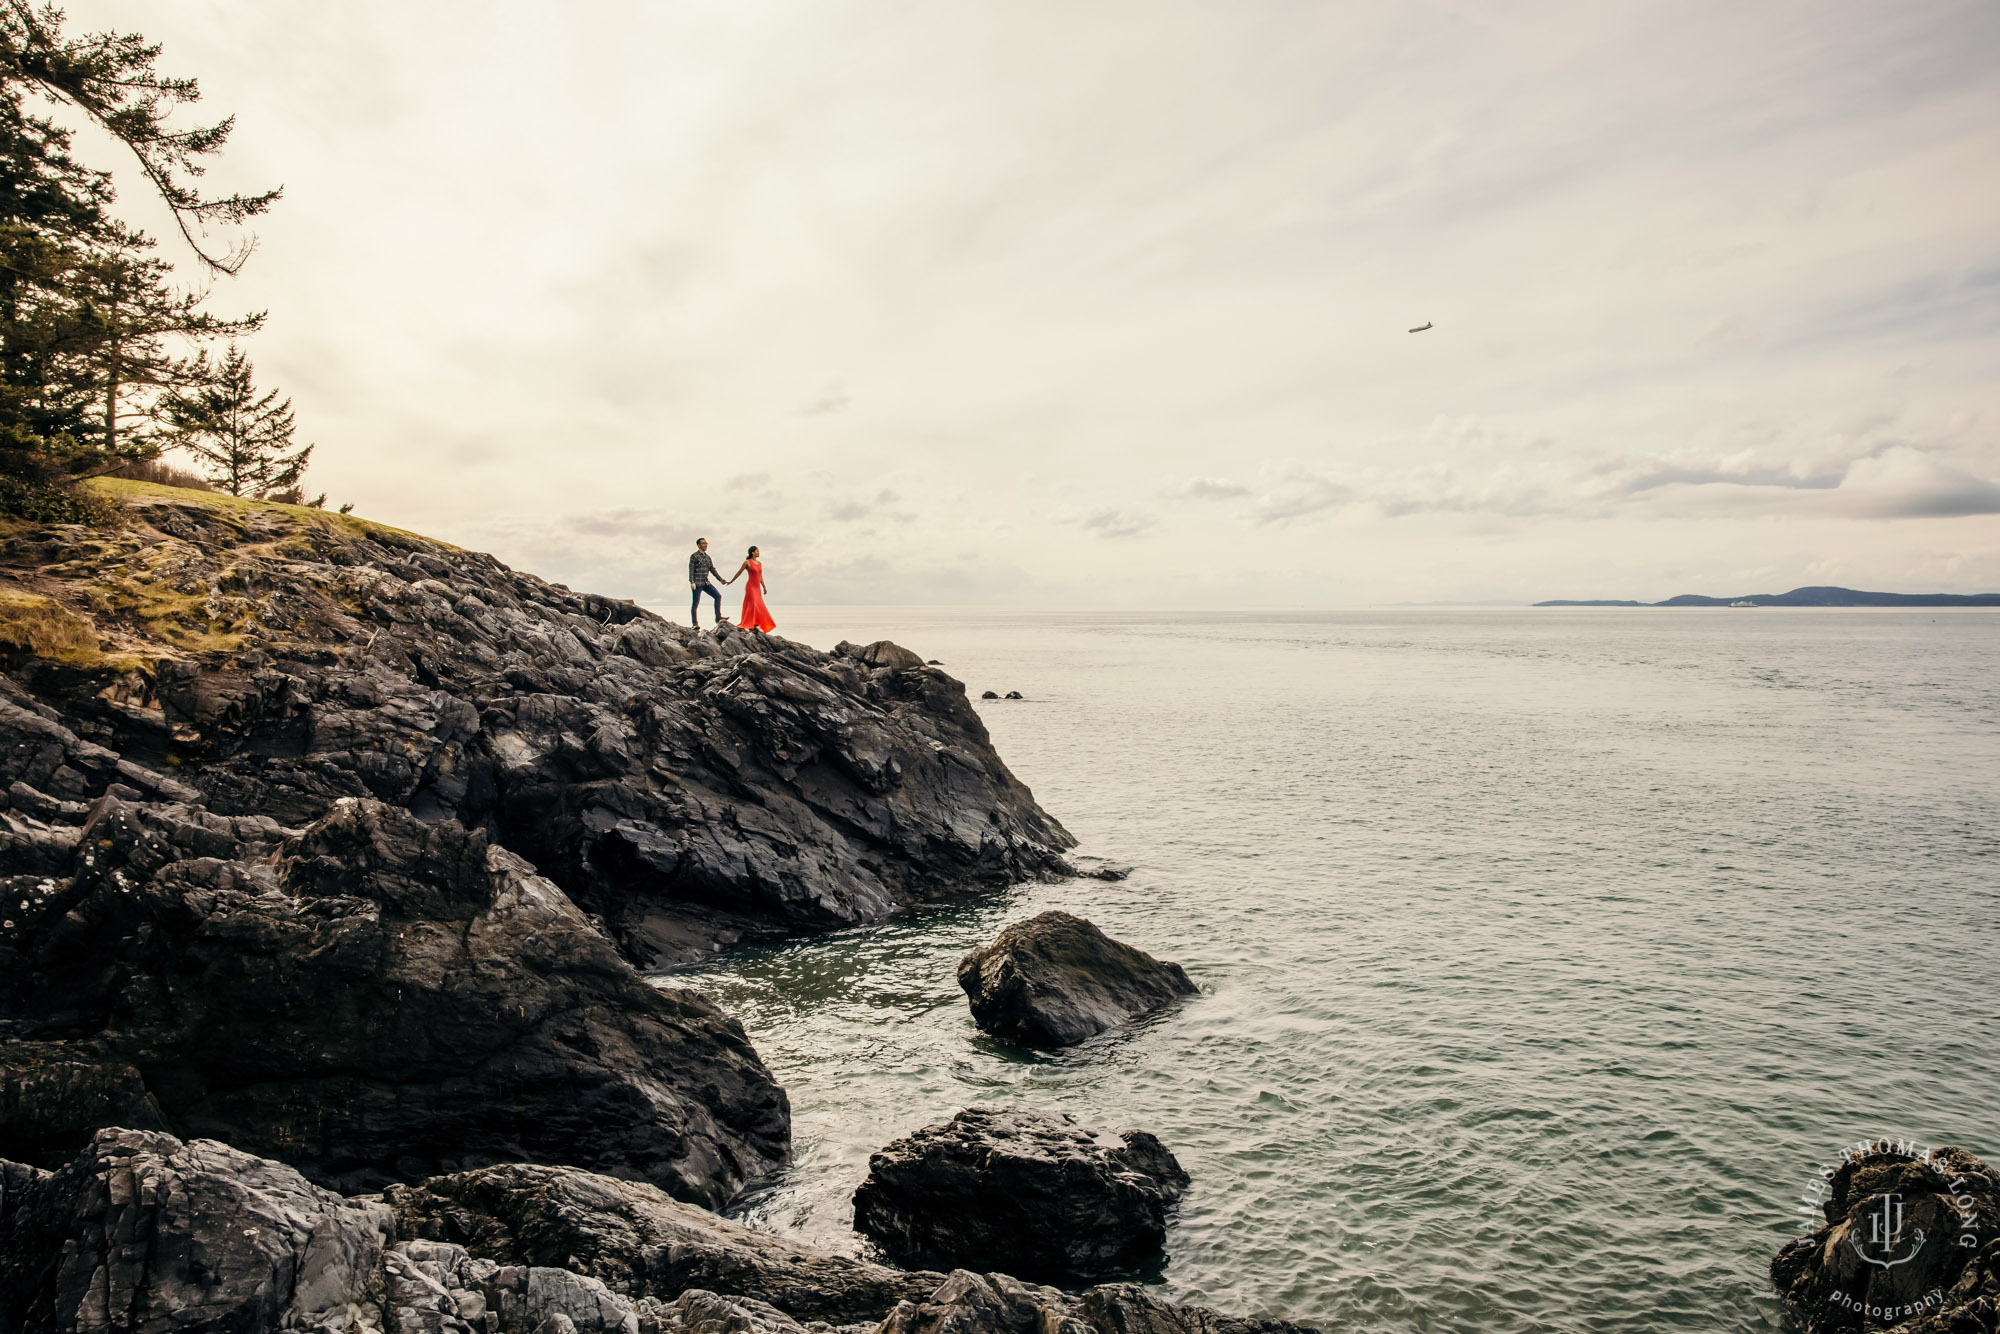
top-left (661, 608), bottom-right (2000, 1333)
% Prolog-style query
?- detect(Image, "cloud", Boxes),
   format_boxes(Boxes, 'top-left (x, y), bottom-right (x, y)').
top-left (1252, 474), bottom-right (1354, 524)
top-left (86, 0), bottom-right (2000, 605)
top-left (1171, 476), bottom-right (1252, 500)
top-left (827, 490), bottom-right (908, 522)
top-left (1064, 508), bottom-right (1155, 539)
top-left (1614, 462), bottom-right (1848, 494)
top-left (1838, 450), bottom-right (2000, 518)
top-left (800, 381), bottom-right (851, 416)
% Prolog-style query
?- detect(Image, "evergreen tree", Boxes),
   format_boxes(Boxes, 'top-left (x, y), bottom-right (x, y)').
top-left (0, 4), bottom-right (276, 515)
top-left (1, 2), bottom-right (280, 275)
top-left (74, 223), bottom-right (261, 463)
top-left (0, 77), bottom-right (111, 507)
top-left (167, 343), bottom-right (311, 499)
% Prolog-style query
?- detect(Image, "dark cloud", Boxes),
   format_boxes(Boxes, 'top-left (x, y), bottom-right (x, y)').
top-left (1617, 464), bottom-right (1848, 494)
top-left (1877, 481), bottom-right (2000, 518)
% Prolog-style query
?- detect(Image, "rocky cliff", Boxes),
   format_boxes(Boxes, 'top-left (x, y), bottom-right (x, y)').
top-left (0, 1130), bottom-right (1320, 1334)
top-left (0, 481), bottom-right (1074, 1199)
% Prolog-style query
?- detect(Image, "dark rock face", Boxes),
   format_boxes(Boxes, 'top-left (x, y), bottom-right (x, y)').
top-left (0, 1127), bottom-right (398, 1334)
top-left (0, 1128), bottom-right (703, 1334)
top-left (1770, 1143), bottom-right (2000, 1332)
top-left (2, 491), bottom-right (1072, 972)
top-left (957, 912), bottom-right (1196, 1048)
top-left (0, 768), bottom-right (786, 1202)
top-left (385, 1161), bottom-right (945, 1324)
top-left (851, 1108), bottom-right (1190, 1284)
top-left (878, 1270), bottom-right (1319, 1334)
top-left (0, 487), bottom-right (1076, 1193)
top-left (2, 1133), bottom-right (1314, 1334)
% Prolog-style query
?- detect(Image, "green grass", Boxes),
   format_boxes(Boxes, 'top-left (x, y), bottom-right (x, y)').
top-left (83, 477), bottom-right (452, 550)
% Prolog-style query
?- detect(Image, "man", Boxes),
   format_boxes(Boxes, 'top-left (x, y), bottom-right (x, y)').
top-left (688, 537), bottom-right (727, 630)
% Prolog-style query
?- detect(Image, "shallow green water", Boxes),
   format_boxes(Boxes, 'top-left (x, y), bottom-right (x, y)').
top-left (664, 608), bottom-right (2000, 1332)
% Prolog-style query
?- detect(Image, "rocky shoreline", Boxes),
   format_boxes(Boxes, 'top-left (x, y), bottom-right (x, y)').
top-left (0, 483), bottom-right (1318, 1334)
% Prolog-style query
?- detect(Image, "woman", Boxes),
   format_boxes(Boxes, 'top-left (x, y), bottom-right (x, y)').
top-left (723, 544), bottom-right (776, 633)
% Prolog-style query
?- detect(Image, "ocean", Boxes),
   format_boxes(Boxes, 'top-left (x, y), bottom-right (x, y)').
top-left (660, 607), bottom-right (2000, 1333)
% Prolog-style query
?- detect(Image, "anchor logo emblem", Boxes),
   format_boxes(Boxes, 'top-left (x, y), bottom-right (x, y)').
top-left (1849, 1193), bottom-right (1927, 1269)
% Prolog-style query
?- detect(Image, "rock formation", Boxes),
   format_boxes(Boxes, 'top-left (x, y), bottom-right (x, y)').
top-left (957, 912), bottom-right (1196, 1048)
top-left (2, 483), bottom-right (1073, 970)
top-left (877, 1270), bottom-right (1315, 1334)
top-left (0, 771), bottom-right (786, 1202)
top-left (851, 1108), bottom-right (1190, 1284)
top-left (0, 1130), bottom-right (1315, 1334)
top-left (385, 1162), bottom-right (945, 1324)
top-left (1770, 1143), bottom-right (2000, 1332)
top-left (0, 482), bottom-right (1075, 1192)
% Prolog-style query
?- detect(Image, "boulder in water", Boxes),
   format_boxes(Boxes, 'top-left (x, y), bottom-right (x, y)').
top-left (957, 910), bottom-right (1197, 1047)
top-left (851, 1106), bottom-right (1189, 1283)
top-left (1770, 1142), bottom-right (2000, 1333)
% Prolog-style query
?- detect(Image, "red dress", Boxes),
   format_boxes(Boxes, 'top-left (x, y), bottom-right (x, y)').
top-left (739, 559), bottom-right (776, 632)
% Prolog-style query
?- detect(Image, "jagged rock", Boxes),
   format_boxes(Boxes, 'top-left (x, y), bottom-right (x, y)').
top-left (0, 489), bottom-right (1072, 969)
top-left (385, 1161), bottom-right (942, 1324)
top-left (1770, 1143), bottom-right (2000, 1332)
top-left (0, 1127), bottom-right (657, 1334)
top-left (875, 1270), bottom-right (1319, 1334)
top-left (0, 795), bottom-right (787, 1203)
top-left (1, 1134), bottom-right (1313, 1334)
top-left (637, 1288), bottom-right (822, 1334)
top-left (851, 1108), bottom-right (1190, 1284)
top-left (957, 912), bottom-right (1196, 1048)
top-left (0, 1127), bottom-right (398, 1333)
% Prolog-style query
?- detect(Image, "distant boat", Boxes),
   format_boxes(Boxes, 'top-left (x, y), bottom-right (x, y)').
top-left (1728, 600), bottom-right (1759, 608)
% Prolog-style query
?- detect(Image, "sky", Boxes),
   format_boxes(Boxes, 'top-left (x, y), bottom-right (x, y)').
top-left (55, 0), bottom-right (2000, 606)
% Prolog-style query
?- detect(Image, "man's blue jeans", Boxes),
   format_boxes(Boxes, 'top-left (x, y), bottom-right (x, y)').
top-left (691, 582), bottom-right (722, 625)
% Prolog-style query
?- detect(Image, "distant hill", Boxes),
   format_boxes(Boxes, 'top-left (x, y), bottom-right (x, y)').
top-left (1536, 585), bottom-right (2000, 608)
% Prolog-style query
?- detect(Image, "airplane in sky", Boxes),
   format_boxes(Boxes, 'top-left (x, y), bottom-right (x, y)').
top-left (1408, 321), bottom-right (1434, 333)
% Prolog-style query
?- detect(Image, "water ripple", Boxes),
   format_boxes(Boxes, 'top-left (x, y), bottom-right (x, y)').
top-left (665, 609), bottom-right (2000, 1333)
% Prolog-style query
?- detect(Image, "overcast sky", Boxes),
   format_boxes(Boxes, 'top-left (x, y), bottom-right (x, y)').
top-left (62, 0), bottom-right (2000, 606)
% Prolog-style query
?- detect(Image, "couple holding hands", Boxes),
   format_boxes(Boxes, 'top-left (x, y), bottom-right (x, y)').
top-left (687, 537), bottom-right (775, 633)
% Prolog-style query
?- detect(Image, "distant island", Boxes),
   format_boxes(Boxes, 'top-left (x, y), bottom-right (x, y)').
top-left (1536, 585), bottom-right (2000, 607)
